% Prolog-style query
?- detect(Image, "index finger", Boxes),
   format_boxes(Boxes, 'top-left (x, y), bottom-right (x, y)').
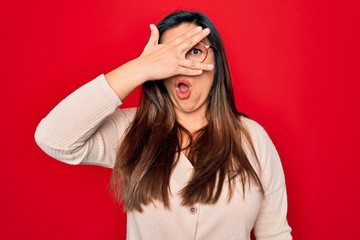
top-left (178, 28), bottom-right (210, 51)
top-left (168, 26), bottom-right (209, 49)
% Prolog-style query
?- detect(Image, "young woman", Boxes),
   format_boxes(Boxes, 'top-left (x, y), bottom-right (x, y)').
top-left (35, 10), bottom-right (292, 239)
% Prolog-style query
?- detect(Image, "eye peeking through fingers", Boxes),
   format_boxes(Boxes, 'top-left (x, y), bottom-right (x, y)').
top-left (185, 42), bottom-right (211, 63)
top-left (187, 48), bottom-right (203, 56)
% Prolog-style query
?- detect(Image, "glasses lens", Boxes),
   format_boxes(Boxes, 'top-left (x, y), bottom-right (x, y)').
top-left (185, 43), bottom-right (208, 63)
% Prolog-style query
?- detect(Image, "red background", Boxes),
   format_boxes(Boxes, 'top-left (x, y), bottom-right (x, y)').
top-left (1, 0), bottom-right (359, 239)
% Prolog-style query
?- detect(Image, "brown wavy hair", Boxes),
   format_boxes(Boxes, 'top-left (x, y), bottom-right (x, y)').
top-left (110, 10), bottom-right (263, 212)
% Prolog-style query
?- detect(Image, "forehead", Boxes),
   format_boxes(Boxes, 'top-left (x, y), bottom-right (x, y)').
top-left (160, 22), bottom-right (210, 44)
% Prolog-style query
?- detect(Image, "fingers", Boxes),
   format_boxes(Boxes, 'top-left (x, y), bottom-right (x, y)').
top-left (147, 24), bottom-right (159, 46)
top-left (177, 67), bottom-right (203, 76)
top-left (139, 24), bottom-right (213, 80)
top-left (170, 26), bottom-right (202, 45)
top-left (171, 26), bottom-right (210, 48)
top-left (176, 60), bottom-right (214, 76)
top-left (180, 59), bottom-right (214, 71)
top-left (180, 28), bottom-right (211, 51)
top-left (171, 28), bottom-right (211, 53)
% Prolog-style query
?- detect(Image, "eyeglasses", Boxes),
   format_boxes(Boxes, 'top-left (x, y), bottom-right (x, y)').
top-left (185, 42), bottom-right (212, 63)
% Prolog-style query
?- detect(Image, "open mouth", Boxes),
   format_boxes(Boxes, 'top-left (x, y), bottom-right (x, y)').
top-left (175, 78), bottom-right (192, 99)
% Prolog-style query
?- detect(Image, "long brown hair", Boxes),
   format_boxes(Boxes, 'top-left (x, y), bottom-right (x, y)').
top-left (111, 11), bottom-right (263, 212)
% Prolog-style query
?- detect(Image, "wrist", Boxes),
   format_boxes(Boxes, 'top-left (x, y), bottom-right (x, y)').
top-left (104, 59), bottom-right (148, 100)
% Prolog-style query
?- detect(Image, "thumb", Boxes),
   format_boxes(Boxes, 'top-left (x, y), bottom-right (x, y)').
top-left (147, 24), bottom-right (159, 46)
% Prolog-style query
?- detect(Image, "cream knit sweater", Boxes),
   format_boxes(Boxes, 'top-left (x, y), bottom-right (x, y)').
top-left (35, 74), bottom-right (292, 240)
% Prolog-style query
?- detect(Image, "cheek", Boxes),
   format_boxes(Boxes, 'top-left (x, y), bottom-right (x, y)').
top-left (203, 71), bottom-right (215, 89)
top-left (163, 79), bottom-right (173, 93)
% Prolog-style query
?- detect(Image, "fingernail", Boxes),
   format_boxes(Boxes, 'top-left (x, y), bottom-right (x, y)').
top-left (196, 70), bottom-right (203, 74)
top-left (208, 64), bottom-right (214, 69)
top-left (195, 26), bottom-right (202, 32)
top-left (203, 28), bottom-right (210, 34)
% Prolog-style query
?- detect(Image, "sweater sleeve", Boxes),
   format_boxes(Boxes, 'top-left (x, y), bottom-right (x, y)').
top-left (244, 119), bottom-right (292, 239)
top-left (34, 74), bottom-right (136, 168)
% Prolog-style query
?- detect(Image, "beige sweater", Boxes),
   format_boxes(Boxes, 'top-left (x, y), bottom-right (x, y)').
top-left (35, 74), bottom-right (292, 240)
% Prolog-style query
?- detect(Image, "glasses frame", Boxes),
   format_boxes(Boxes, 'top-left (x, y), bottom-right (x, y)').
top-left (186, 41), bottom-right (213, 63)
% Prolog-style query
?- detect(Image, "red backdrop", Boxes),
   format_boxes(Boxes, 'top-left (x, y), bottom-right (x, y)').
top-left (1, 0), bottom-right (359, 239)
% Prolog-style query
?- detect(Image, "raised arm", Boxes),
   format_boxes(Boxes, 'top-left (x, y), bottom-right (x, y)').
top-left (35, 24), bottom-right (213, 167)
top-left (34, 75), bottom-right (132, 168)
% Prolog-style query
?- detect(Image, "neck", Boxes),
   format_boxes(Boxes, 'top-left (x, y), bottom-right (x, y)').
top-left (174, 104), bottom-right (208, 133)
top-left (176, 112), bottom-right (207, 157)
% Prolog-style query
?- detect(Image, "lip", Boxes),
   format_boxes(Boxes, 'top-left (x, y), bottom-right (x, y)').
top-left (174, 78), bottom-right (192, 88)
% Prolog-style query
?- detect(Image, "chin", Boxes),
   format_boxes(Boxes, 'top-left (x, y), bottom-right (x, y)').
top-left (176, 105), bottom-right (197, 113)
top-left (174, 101), bottom-right (207, 114)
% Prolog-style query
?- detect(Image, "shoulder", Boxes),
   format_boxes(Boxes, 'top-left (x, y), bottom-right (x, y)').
top-left (239, 116), bottom-right (273, 166)
top-left (239, 115), bottom-right (276, 159)
top-left (240, 116), bottom-right (270, 143)
top-left (240, 116), bottom-right (286, 192)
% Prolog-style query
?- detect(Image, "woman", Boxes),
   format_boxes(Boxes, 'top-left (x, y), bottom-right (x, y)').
top-left (35, 10), bottom-right (292, 239)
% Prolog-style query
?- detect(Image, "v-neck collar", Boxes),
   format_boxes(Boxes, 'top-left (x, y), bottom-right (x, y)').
top-left (171, 152), bottom-right (194, 192)
top-left (179, 151), bottom-right (194, 168)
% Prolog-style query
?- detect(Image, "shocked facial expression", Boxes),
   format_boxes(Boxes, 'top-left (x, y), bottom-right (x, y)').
top-left (161, 23), bottom-right (215, 117)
